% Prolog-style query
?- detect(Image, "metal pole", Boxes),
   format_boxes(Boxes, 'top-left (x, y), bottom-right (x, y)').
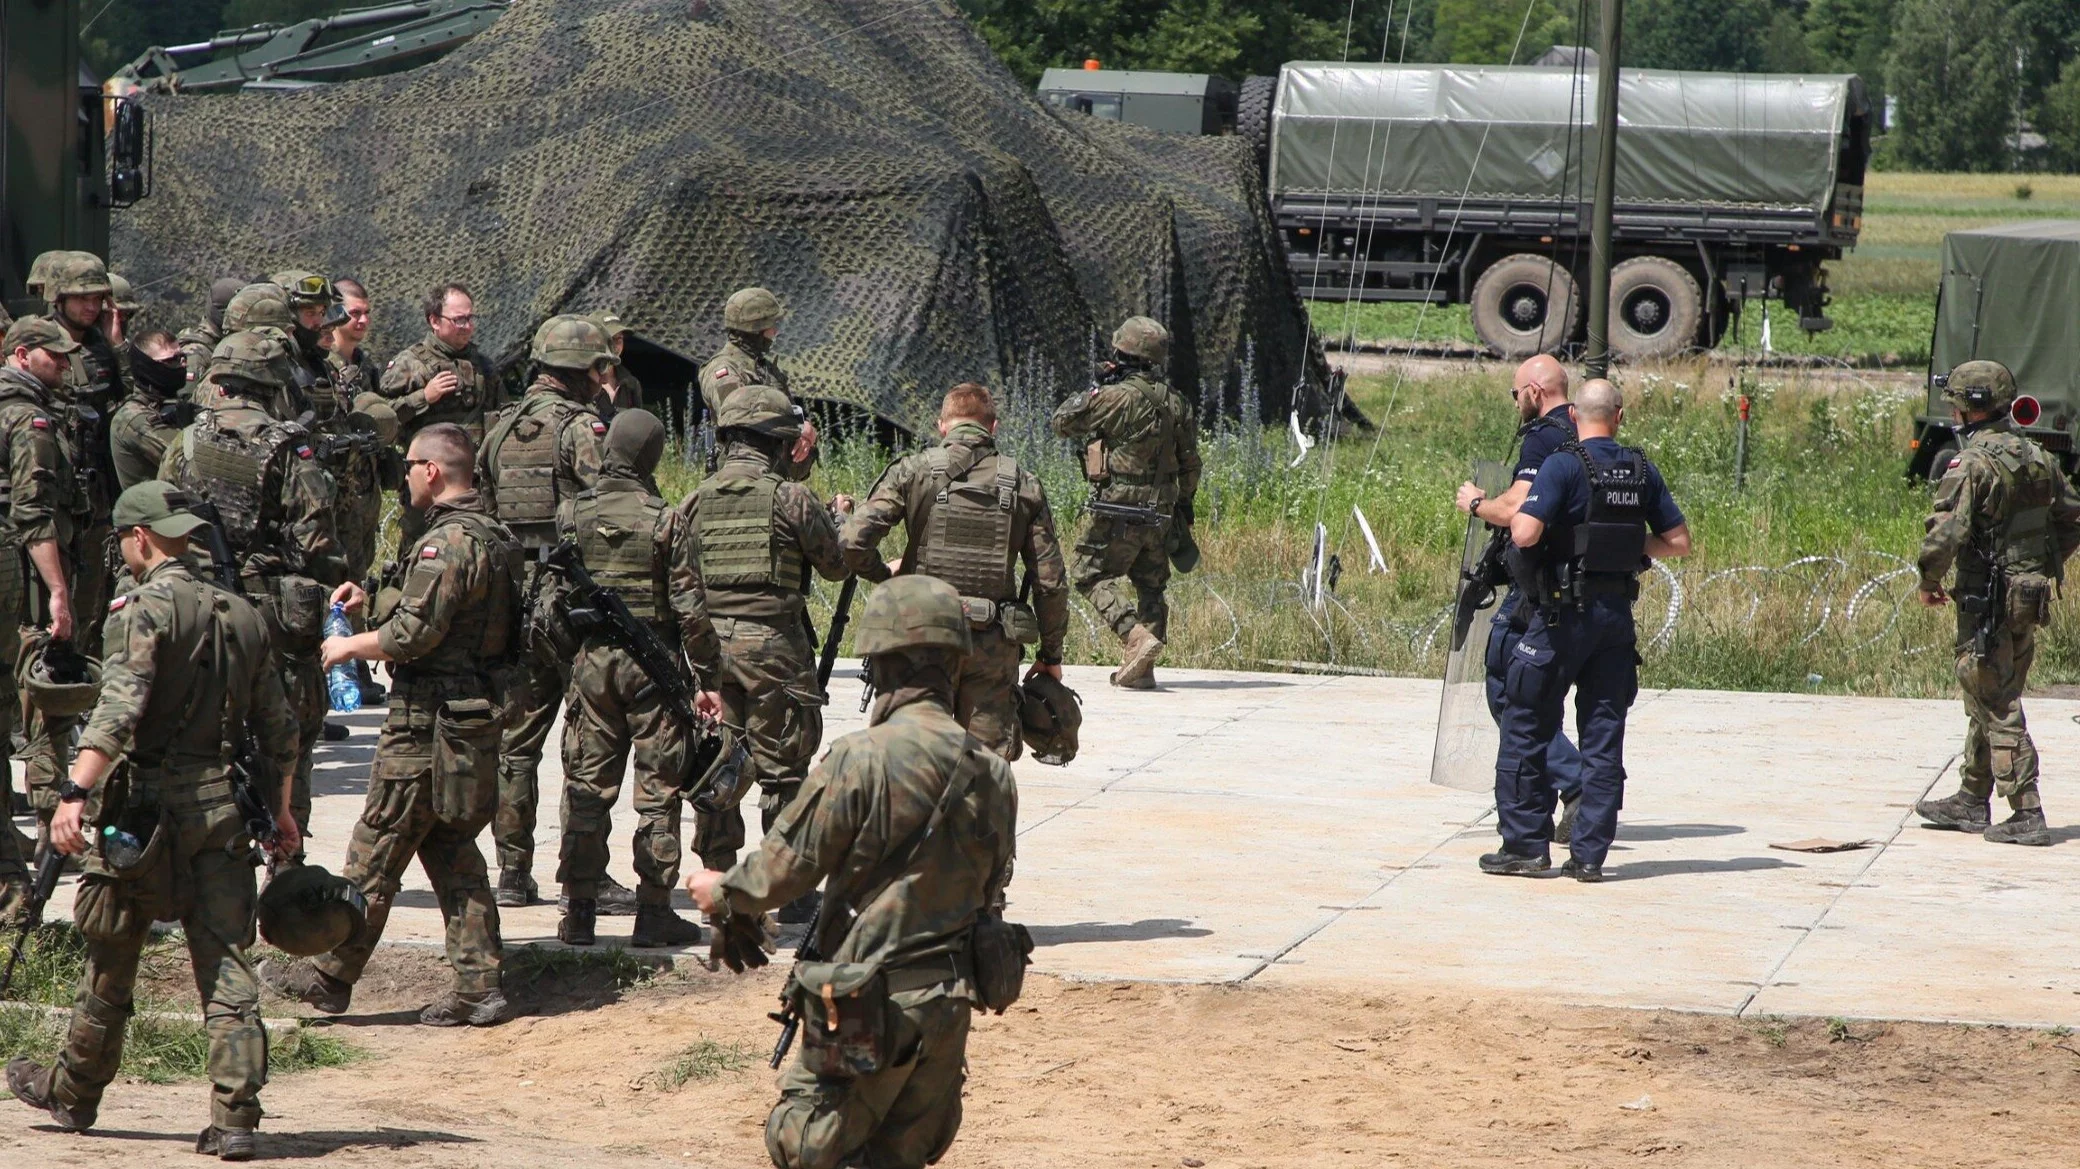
top-left (1584, 0), bottom-right (1624, 379)
top-left (1735, 390), bottom-right (1751, 491)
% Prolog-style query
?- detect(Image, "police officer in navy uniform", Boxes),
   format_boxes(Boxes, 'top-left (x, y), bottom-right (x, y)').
top-left (1456, 355), bottom-right (1588, 840)
top-left (1482, 379), bottom-right (1691, 881)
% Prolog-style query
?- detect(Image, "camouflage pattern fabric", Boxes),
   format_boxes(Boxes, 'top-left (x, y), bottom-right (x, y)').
top-left (0, 365), bottom-right (82, 825)
top-left (557, 639), bottom-right (690, 904)
top-left (112, 1), bottom-right (1327, 434)
top-left (702, 334), bottom-right (812, 480)
top-left (177, 319), bottom-right (221, 385)
top-left (109, 394), bottom-right (182, 492)
top-left (377, 333), bottom-right (502, 448)
top-left (1068, 515), bottom-right (1170, 642)
top-left (692, 615), bottom-right (823, 872)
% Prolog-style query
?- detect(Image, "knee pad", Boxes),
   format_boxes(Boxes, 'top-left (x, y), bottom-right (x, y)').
top-left (764, 1092), bottom-right (850, 1169)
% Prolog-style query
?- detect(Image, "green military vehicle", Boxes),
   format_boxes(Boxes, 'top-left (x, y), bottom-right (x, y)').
top-left (1037, 67), bottom-right (1237, 135)
top-left (1046, 62), bottom-right (1871, 361)
top-left (1908, 222), bottom-right (2080, 480)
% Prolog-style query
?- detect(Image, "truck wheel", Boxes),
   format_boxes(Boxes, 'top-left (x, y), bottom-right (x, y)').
top-left (1608, 256), bottom-right (1703, 360)
top-left (1237, 75), bottom-right (1276, 171)
top-left (1469, 255), bottom-right (1579, 359)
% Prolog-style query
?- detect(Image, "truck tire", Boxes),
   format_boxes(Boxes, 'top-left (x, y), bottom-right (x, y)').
top-left (1608, 256), bottom-right (1704, 360)
top-left (1237, 75), bottom-right (1276, 173)
top-left (1469, 254), bottom-right (1579, 359)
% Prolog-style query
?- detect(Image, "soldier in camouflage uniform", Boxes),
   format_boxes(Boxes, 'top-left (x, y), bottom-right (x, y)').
top-left (36, 253), bottom-right (123, 661)
top-left (673, 385), bottom-right (849, 923)
top-left (378, 283), bottom-right (502, 542)
top-left (111, 330), bottom-right (194, 491)
top-left (164, 331), bottom-right (348, 836)
top-left (700, 287), bottom-right (815, 479)
top-left (180, 277), bottom-right (247, 386)
top-left (689, 574), bottom-right (1017, 1169)
top-left (587, 310), bottom-right (642, 420)
top-left (325, 279), bottom-right (398, 705)
top-left (1914, 360), bottom-right (2080, 847)
top-left (554, 409), bottom-right (722, 948)
top-left (842, 382), bottom-right (1069, 759)
top-left (1050, 316), bottom-right (1201, 690)
top-left (267, 271), bottom-right (343, 416)
top-left (478, 315), bottom-right (611, 905)
top-left (0, 319), bottom-right (83, 919)
top-left (6, 480), bottom-right (301, 1161)
top-left (263, 422), bottom-right (520, 1027)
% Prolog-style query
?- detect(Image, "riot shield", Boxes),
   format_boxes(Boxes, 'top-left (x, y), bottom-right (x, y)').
top-left (1428, 460), bottom-right (1509, 792)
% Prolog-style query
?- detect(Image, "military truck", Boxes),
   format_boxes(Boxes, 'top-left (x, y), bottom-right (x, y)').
top-left (1907, 222), bottom-right (2080, 481)
top-left (1037, 67), bottom-right (1237, 135)
top-left (1047, 62), bottom-right (1870, 360)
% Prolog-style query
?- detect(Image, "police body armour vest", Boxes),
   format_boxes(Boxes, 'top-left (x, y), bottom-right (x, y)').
top-left (914, 445), bottom-right (1020, 602)
top-left (178, 410), bottom-right (302, 556)
top-left (697, 472), bottom-right (801, 588)
top-left (1976, 431), bottom-right (2060, 578)
top-left (1566, 442), bottom-right (1649, 575)
top-left (574, 486), bottom-right (667, 623)
top-left (487, 394), bottom-right (584, 549)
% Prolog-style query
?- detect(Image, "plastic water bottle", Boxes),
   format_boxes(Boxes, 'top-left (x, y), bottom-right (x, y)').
top-left (100, 825), bottom-right (145, 871)
top-left (325, 603), bottom-right (361, 713)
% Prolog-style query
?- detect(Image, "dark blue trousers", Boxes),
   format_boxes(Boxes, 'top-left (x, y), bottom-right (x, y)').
top-left (1485, 593), bottom-right (1585, 802)
top-left (1493, 597), bottom-right (1639, 866)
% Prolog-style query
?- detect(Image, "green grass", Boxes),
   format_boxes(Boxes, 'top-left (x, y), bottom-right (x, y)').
top-left (651, 1038), bottom-right (753, 1090)
top-left (0, 925), bottom-right (359, 1084)
top-left (500, 943), bottom-right (660, 992)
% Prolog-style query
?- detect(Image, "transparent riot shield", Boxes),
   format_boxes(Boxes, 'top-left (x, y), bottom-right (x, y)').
top-left (1428, 460), bottom-right (1509, 792)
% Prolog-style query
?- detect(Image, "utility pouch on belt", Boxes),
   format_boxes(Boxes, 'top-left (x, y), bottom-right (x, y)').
top-left (264, 575), bottom-right (327, 650)
top-left (2009, 573), bottom-right (2055, 628)
top-left (1083, 439), bottom-right (1107, 483)
top-left (432, 697), bottom-right (500, 823)
top-left (997, 601), bottom-right (1041, 645)
top-left (786, 961), bottom-right (898, 1078)
top-left (958, 596), bottom-right (996, 629)
top-left (969, 912), bottom-right (1035, 1014)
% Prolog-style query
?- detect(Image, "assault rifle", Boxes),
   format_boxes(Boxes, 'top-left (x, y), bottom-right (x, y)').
top-left (0, 851), bottom-right (66, 998)
top-left (189, 500), bottom-right (282, 855)
top-left (768, 900), bottom-right (824, 1069)
top-left (818, 576), bottom-right (859, 697)
top-left (1451, 523), bottom-right (1513, 652)
top-left (1085, 499), bottom-right (1165, 527)
top-left (1959, 555), bottom-right (2010, 664)
top-left (540, 542), bottom-right (747, 813)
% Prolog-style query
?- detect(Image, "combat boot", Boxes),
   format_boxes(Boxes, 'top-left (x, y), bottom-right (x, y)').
top-left (1915, 790), bottom-right (1992, 832)
top-left (259, 959), bottom-right (352, 1014)
top-left (1984, 808), bottom-right (2052, 847)
top-left (560, 874), bottom-right (638, 917)
top-left (558, 898), bottom-right (597, 946)
top-left (632, 904), bottom-right (703, 948)
top-left (1560, 858), bottom-right (1603, 883)
top-left (778, 888), bottom-right (822, 925)
top-left (420, 989), bottom-right (513, 1027)
top-left (495, 869), bottom-right (539, 908)
top-left (5, 1057), bottom-right (92, 1131)
top-left (1478, 848), bottom-right (1550, 876)
top-left (196, 1125), bottom-right (257, 1162)
top-left (1110, 624), bottom-right (1164, 690)
top-left (1554, 794), bottom-right (1581, 846)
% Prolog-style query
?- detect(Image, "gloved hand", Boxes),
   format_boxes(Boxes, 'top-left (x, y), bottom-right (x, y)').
top-left (710, 906), bottom-right (778, 974)
top-left (1176, 498), bottom-right (1195, 528)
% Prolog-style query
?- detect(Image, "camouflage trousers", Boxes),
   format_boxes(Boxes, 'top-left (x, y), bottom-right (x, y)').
top-left (956, 625), bottom-right (1026, 762)
top-left (54, 798), bottom-right (264, 1129)
top-left (0, 554), bottom-right (26, 916)
top-left (315, 705), bottom-right (504, 994)
top-left (1955, 613), bottom-right (2043, 812)
top-left (340, 482), bottom-right (384, 584)
top-left (766, 990), bottom-right (970, 1169)
top-left (282, 651), bottom-right (325, 833)
top-left (495, 652), bottom-right (568, 878)
top-left (70, 521), bottom-right (114, 660)
top-left (557, 639), bottom-right (688, 903)
top-left (694, 615), bottom-right (824, 872)
top-left (1072, 513), bottom-right (1171, 641)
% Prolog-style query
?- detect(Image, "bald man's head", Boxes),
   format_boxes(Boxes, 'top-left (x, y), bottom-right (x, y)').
top-left (1512, 355), bottom-right (1569, 420)
top-left (1575, 379), bottom-right (1623, 433)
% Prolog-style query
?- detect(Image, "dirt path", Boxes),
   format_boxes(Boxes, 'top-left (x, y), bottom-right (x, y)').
top-left (8, 949), bottom-right (2078, 1169)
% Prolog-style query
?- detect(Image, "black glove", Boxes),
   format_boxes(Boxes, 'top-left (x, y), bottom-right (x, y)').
top-left (709, 907), bottom-right (776, 975)
top-left (1175, 498), bottom-right (1195, 528)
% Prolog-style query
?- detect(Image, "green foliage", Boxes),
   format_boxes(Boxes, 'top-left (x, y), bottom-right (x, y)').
top-left (2043, 59), bottom-right (2080, 172)
top-left (1886, 0), bottom-right (2022, 172)
top-left (1624, 0), bottom-right (1774, 73)
top-left (1430, 0), bottom-right (1573, 65)
top-left (652, 1038), bottom-right (753, 1090)
top-left (500, 943), bottom-right (658, 992)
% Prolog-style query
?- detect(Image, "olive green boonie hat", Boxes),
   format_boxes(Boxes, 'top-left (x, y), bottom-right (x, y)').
top-left (112, 481), bottom-right (210, 539)
top-left (4, 317), bottom-right (82, 355)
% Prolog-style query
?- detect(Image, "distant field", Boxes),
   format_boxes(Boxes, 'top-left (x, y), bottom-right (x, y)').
top-left (1311, 171), bottom-right (2080, 367)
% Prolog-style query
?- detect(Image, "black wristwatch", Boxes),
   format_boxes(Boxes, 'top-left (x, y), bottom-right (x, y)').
top-left (57, 780), bottom-right (89, 804)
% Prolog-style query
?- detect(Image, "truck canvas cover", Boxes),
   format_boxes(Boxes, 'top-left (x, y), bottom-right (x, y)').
top-left (1271, 63), bottom-right (1860, 213)
top-left (1932, 222), bottom-right (2080, 410)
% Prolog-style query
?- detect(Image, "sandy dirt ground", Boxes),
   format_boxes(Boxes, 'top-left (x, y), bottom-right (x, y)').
top-left (6, 947), bottom-right (2078, 1169)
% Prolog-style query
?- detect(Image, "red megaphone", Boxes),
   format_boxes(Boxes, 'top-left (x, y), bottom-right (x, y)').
top-left (2013, 395), bottom-right (2042, 427)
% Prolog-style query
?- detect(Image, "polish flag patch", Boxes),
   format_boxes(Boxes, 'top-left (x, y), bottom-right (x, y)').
top-left (420, 545), bottom-right (440, 559)
top-left (29, 418), bottom-right (47, 429)
top-left (297, 446), bottom-right (313, 459)
top-left (109, 596), bottom-right (128, 612)
top-left (591, 421), bottom-right (607, 435)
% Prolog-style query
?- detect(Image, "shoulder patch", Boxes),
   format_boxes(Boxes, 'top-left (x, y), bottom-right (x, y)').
top-left (1946, 456), bottom-right (1962, 470)
top-left (29, 417), bottom-right (47, 430)
top-left (297, 446), bottom-right (313, 459)
top-left (109, 595), bottom-right (128, 612)
top-left (591, 420), bottom-right (607, 435)
top-left (714, 366), bottom-right (730, 380)
top-left (420, 545), bottom-right (440, 559)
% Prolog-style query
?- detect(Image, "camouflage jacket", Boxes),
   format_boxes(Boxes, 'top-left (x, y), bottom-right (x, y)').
top-left (842, 422), bottom-right (1069, 661)
top-left (0, 366), bottom-right (77, 549)
top-left (78, 558), bottom-right (298, 779)
top-left (1919, 417), bottom-right (2080, 591)
top-left (478, 377), bottom-right (607, 543)
top-left (718, 691), bottom-right (1017, 980)
top-left (556, 471), bottom-right (722, 678)
top-left (177, 319), bottom-right (221, 385)
top-left (672, 444), bottom-right (847, 622)
top-left (376, 491), bottom-right (522, 687)
top-left (327, 346), bottom-right (381, 412)
top-left (377, 332), bottom-right (502, 444)
top-left (700, 335), bottom-right (812, 480)
top-left (1050, 366), bottom-right (1202, 508)
top-left (162, 402), bottom-right (347, 586)
top-left (110, 393), bottom-right (185, 492)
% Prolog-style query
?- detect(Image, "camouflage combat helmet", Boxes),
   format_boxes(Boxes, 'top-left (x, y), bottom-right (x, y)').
top-left (1111, 316), bottom-right (1170, 363)
top-left (20, 635), bottom-right (101, 718)
top-left (685, 721), bottom-right (752, 816)
top-left (855, 575), bottom-right (972, 656)
top-left (1018, 672), bottom-right (1083, 766)
top-left (23, 252), bottom-right (58, 298)
top-left (258, 863), bottom-right (369, 957)
top-left (108, 273), bottom-right (143, 315)
top-left (530, 314), bottom-right (618, 370)
top-left (715, 384), bottom-right (802, 437)
top-left (222, 282), bottom-right (295, 335)
top-left (208, 329), bottom-right (294, 390)
top-left (1941, 360), bottom-right (2018, 412)
top-left (44, 251), bottom-right (113, 300)
top-left (723, 286), bottom-right (787, 333)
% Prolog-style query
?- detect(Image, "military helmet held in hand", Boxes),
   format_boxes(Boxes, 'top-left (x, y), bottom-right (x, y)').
top-left (1940, 360), bottom-right (2018, 412)
top-left (855, 575), bottom-right (972, 656)
top-left (208, 330), bottom-right (294, 390)
top-left (258, 863), bottom-right (369, 956)
top-left (531, 314), bottom-right (618, 371)
top-left (714, 384), bottom-right (802, 438)
top-left (222, 283), bottom-right (296, 335)
top-left (20, 636), bottom-right (101, 718)
top-left (1018, 673), bottom-right (1083, 766)
top-left (723, 287), bottom-right (787, 333)
top-left (1111, 316), bottom-right (1170, 363)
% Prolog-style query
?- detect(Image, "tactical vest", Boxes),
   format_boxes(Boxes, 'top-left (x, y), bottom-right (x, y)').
top-left (1098, 375), bottom-right (1182, 496)
top-left (1563, 441), bottom-right (1650, 575)
top-left (423, 509), bottom-right (525, 670)
top-left (485, 393), bottom-right (590, 549)
top-left (177, 411), bottom-right (304, 561)
top-left (697, 472), bottom-right (801, 588)
top-left (913, 445), bottom-right (1020, 602)
top-left (573, 485), bottom-right (668, 623)
top-left (1973, 431), bottom-right (2061, 579)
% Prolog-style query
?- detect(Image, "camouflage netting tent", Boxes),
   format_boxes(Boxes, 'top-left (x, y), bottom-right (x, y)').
top-left (113, 0), bottom-right (1327, 433)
